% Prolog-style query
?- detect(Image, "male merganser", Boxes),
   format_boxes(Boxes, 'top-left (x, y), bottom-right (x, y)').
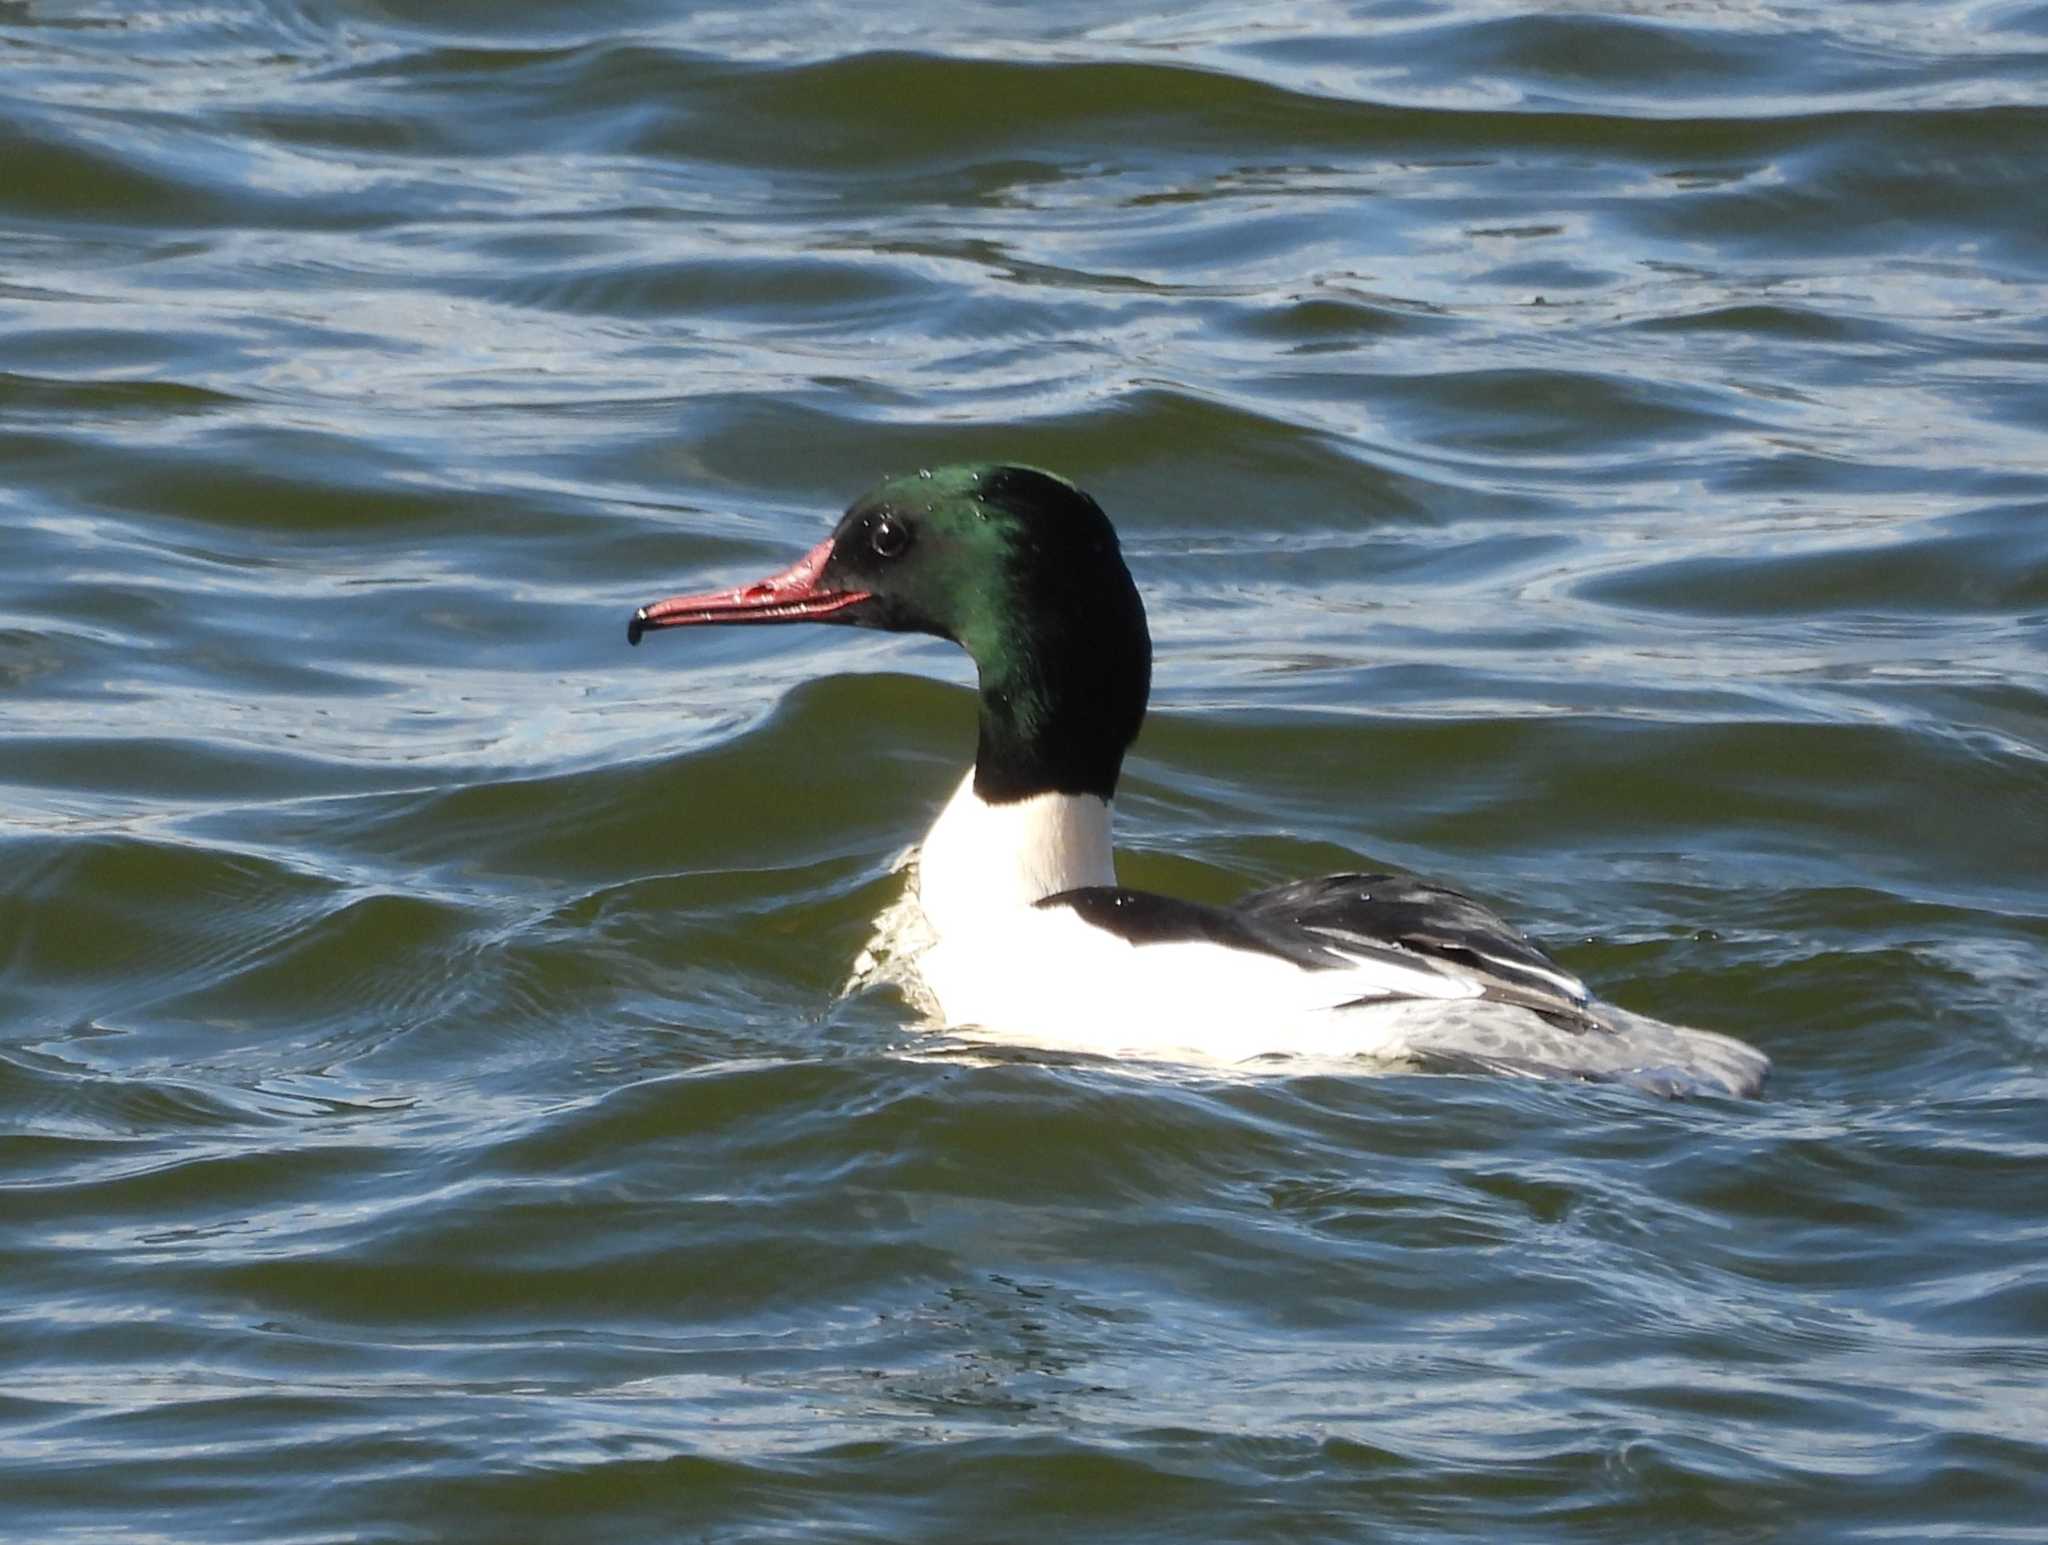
top-left (629, 464), bottom-right (1769, 1097)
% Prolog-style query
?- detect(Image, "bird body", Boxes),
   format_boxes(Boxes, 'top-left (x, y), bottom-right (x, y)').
top-left (631, 464), bottom-right (1769, 1097)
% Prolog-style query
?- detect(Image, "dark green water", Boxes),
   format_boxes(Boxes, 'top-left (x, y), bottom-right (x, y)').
top-left (4, 2), bottom-right (2046, 1539)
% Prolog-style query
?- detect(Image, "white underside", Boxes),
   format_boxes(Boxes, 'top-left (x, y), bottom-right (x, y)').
top-left (844, 771), bottom-right (1768, 1097)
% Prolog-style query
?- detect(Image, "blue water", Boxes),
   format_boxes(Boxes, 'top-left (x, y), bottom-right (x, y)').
top-left (3, 2), bottom-right (2046, 1539)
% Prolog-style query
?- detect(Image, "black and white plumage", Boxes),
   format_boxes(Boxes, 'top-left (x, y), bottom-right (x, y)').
top-left (1044, 873), bottom-right (1596, 1018)
top-left (630, 464), bottom-right (1769, 1097)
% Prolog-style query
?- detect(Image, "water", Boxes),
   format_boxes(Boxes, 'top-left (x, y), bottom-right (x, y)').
top-left (4, 1), bottom-right (2046, 1538)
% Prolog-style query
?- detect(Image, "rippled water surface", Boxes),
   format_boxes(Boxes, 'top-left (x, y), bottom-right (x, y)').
top-left (5, 1), bottom-right (2047, 1538)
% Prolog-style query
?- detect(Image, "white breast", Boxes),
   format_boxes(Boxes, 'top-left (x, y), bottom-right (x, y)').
top-left (914, 770), bottom-right (1114, 930)
top-left (901, 772), bottom-right (1477, 1063)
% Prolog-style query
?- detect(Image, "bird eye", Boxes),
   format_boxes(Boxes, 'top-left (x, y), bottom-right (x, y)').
top-left (869, 515), bottom-right (911, 559)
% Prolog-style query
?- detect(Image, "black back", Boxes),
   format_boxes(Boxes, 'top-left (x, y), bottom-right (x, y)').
top-left (1038, 871), bottom-right (1607, 1030)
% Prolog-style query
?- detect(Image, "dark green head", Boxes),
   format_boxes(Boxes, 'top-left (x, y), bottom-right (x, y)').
top-left (631, 464), bottom-right (1152, 802)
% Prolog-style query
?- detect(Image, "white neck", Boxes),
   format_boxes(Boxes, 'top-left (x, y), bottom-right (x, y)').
top-left (915, 769), bottom-right (1116, 936)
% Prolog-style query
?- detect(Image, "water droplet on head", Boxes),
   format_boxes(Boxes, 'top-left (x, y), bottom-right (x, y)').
top-left (917, 467), bottom-right (932, 479)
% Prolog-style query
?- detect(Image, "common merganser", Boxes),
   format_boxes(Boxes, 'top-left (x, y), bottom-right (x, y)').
top-left (629, 464), bottom-right (1769, 1098)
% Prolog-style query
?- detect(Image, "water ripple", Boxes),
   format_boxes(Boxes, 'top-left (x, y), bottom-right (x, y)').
top-left (3, 0), bottom-right (2046, 1538)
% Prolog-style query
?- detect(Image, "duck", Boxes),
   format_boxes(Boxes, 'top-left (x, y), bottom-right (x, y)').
top-left (629, 464), bottom-right (1769, 1097)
